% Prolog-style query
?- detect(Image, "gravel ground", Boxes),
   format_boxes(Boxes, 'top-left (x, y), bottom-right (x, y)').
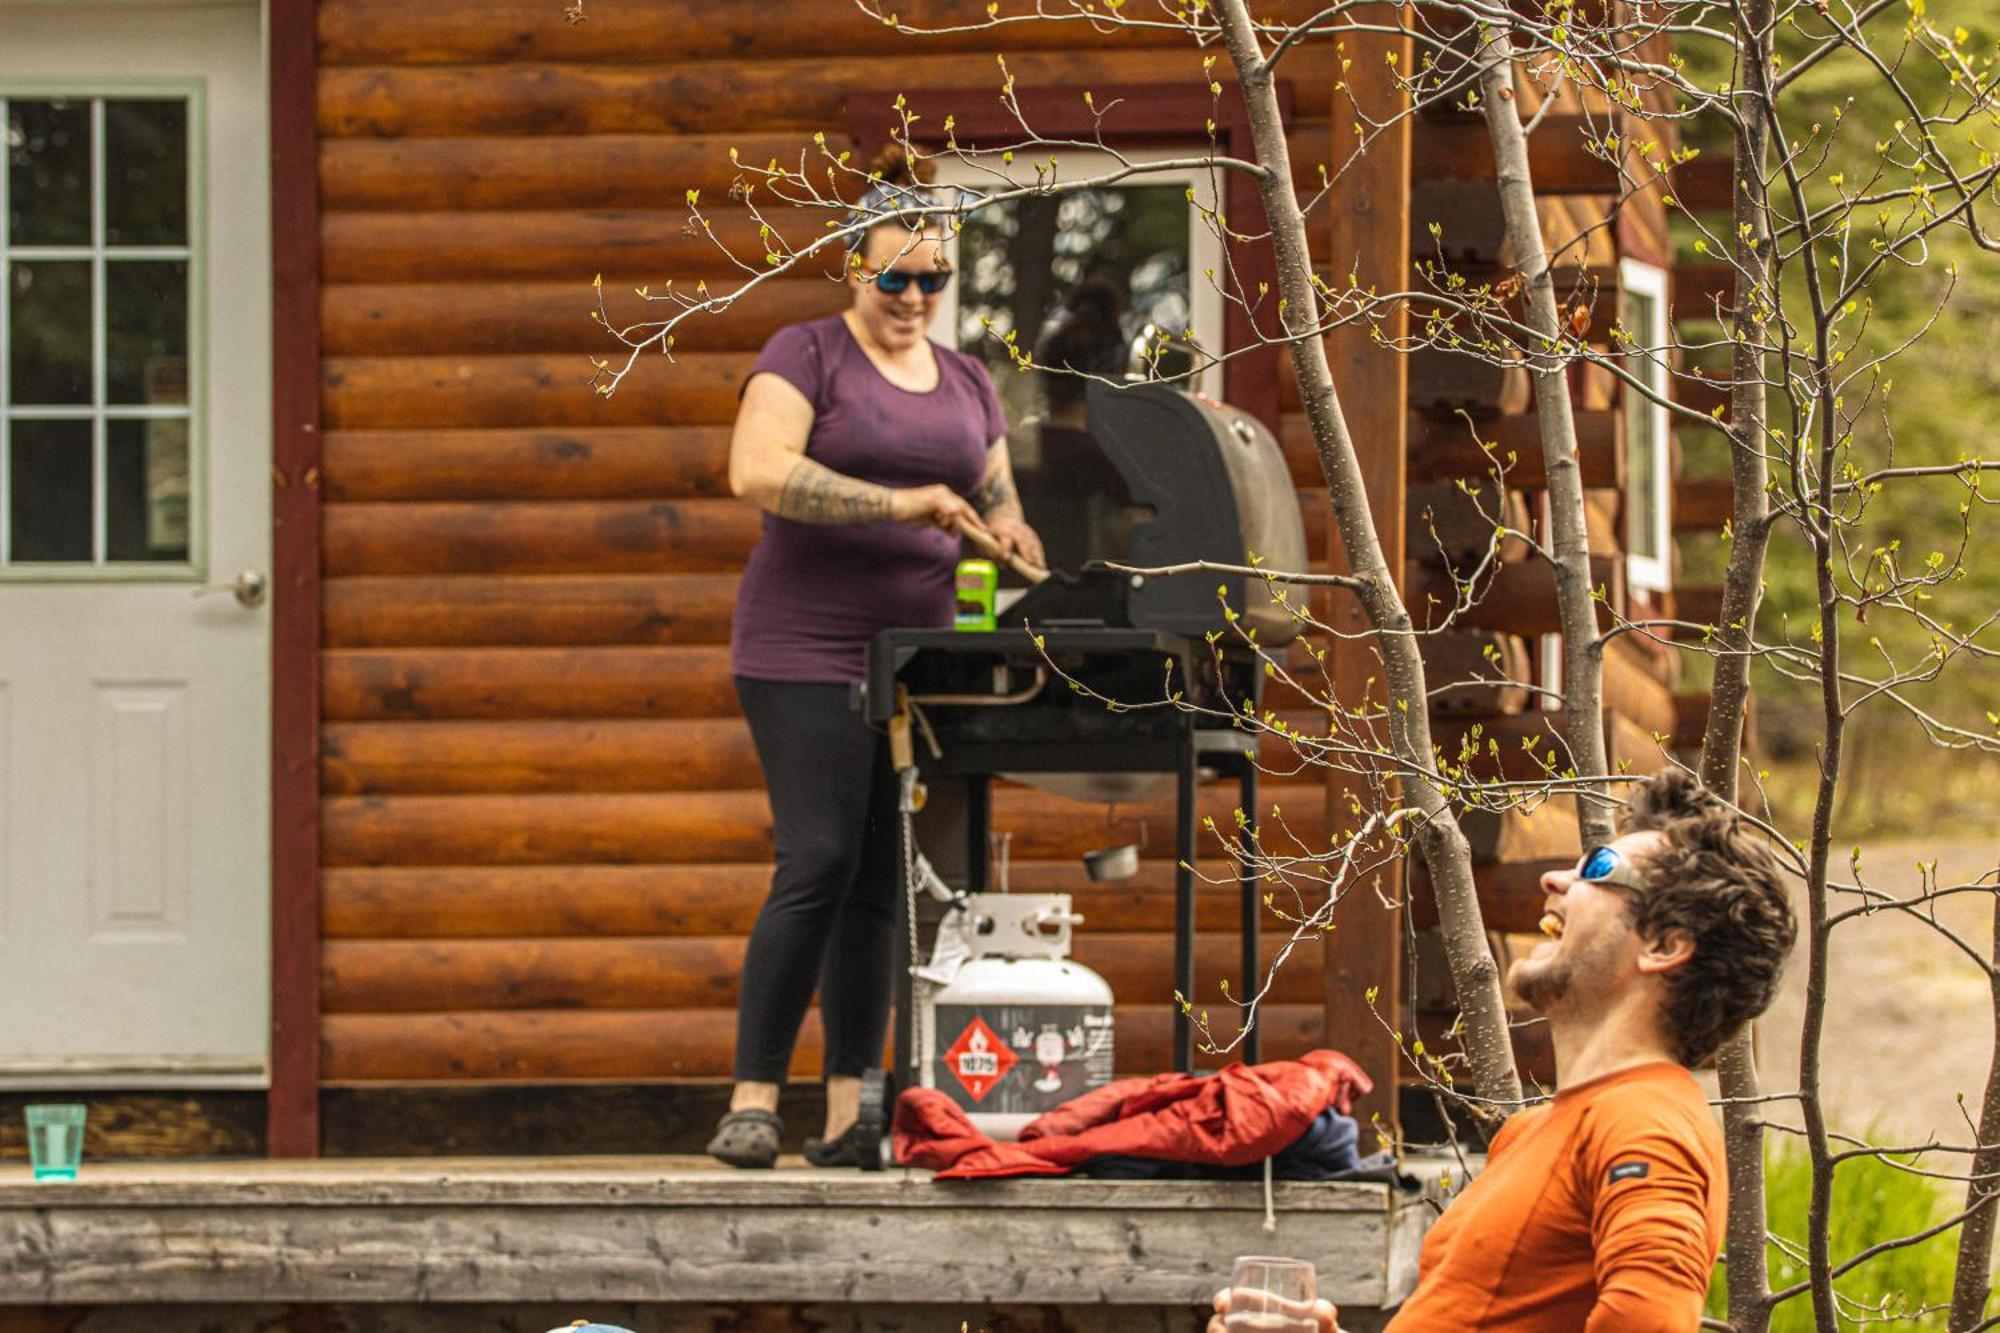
top-left (1753, 839), bottom-right (2000, 1147)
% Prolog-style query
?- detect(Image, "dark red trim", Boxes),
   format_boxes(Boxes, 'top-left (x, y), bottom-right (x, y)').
top-left (267, 0), bottom-right (322, 1159)
top-left (846, 81), bottom-right (1292, 432)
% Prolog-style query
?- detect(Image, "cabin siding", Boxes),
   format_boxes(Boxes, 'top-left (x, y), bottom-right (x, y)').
top-left (312, 0), bottom-right (1342, 1087)
top-left (307, 0), bottom-right (1699, 1104)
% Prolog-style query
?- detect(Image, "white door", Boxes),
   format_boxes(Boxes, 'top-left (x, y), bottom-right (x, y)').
top-left (0, 2), bottom-right (269, 1085)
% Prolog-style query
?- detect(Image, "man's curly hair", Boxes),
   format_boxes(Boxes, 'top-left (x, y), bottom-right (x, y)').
top-left (1618, 770), bottom-right (1798, 1067)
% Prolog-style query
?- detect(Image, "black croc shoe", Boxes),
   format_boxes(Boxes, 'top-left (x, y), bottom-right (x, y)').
top-left (804, 1070), bottom-right (888, 1170)
top-left (706, 1108), bottom-right (782, 1168)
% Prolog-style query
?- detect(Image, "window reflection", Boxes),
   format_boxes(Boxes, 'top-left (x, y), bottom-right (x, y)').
top-left (954, 184), bottom-right (1195, 572)
top-left (6, 100), bottom-right (90, 246)
top-left (9, 420), bottom-right (93, 563)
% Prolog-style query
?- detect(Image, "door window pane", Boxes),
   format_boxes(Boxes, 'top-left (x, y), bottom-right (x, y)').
top-left (3, 93), bottom-right (197, 572)
top-left (9, 419), bottom-right (93, 562)
top-left (6, 100), bottom-right (90, 246)
top-left (104, 100), bottom-right (187, 246)
top-left (106, 419), bottom-right (189, 562)
top-left (9, 259), bottom-right (93, 405)
top-left (107, 260), bottom-right (189, 404)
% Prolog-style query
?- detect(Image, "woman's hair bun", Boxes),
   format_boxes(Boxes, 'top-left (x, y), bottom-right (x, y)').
top-left (865, 141), bottom-right (934, 187)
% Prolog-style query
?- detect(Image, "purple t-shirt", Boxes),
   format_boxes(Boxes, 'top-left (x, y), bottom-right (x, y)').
top-left (731, 314), bottom-right (1006, 683)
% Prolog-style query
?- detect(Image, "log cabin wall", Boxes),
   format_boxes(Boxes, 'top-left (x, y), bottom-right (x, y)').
top-left (309, 0), bottom-right (1368, 1098)
top-left (1397, 29), bottom-right (1708, 1091)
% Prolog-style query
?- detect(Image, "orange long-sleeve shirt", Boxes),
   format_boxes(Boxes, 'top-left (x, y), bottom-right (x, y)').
top-left (1388, 1062), bottom-right (1725, 1332)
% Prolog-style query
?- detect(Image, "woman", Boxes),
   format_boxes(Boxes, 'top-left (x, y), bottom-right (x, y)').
top-left (707, 155), bottom-right (1044, 1169)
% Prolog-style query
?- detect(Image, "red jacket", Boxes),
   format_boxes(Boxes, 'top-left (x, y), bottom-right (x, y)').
top-left (893, 1049), bottom-right (1372, 1180)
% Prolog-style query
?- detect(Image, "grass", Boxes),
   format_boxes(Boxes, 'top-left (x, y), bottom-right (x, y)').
top-left (1707, 1136), bottom-right (1986, 1330)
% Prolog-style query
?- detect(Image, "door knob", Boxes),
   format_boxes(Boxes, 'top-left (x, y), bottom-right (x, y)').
top-left (194, 568), bottom-right (268, 608)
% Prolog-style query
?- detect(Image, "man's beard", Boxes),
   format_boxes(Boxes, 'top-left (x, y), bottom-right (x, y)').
top-left (1508, 952), bottom-right (1572, 1012)
top-left (1509, 931), bottom-right (1619, 1015)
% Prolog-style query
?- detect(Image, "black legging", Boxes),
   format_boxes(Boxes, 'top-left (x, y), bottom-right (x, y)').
top-left (732, 676), bottom-right (901, 1084)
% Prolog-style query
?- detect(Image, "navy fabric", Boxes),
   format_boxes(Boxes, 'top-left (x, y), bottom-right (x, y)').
top-left (1076, 1107), bottom-right (1403, 1182)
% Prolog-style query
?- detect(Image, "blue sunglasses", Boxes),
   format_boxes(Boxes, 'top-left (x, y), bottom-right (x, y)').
top-left (1576, 844), bottom-right (1646, 893)
top-left (873, 268), bottom-right (952, 296)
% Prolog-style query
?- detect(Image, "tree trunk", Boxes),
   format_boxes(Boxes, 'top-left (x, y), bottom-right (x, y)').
top-left (1471, 29), bottom-right (1613, 848)
top-left (1949, 906), bottom-right (2000, 1331)
top-left (1703, 2), bottom-right (1780, 1324)
top-left (1214, 0), bottom-right (1522, 1107)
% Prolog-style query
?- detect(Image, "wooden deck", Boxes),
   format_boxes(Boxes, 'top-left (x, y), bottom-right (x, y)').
top-left (0, 1155), bottom-right (1445, 1310)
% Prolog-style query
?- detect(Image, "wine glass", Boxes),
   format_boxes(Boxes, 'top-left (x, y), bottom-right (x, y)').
top-left (1225, 1255), bottom-right (1318, 1333)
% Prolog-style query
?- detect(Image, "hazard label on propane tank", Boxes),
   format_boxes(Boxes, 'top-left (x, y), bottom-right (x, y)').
top-left (942, 1015), bottom-right (1017, 1102)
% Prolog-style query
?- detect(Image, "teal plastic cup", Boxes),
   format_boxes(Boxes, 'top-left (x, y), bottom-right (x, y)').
top-left (25, 1104), bottom-right (86, 1180)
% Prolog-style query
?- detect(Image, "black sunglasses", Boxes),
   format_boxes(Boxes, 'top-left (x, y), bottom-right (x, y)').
top-left (872, 268), bottom-right (952, 296)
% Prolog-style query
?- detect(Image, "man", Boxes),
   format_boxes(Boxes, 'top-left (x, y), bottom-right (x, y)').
top-left (1212, 770), bottom-right (1797, 1332)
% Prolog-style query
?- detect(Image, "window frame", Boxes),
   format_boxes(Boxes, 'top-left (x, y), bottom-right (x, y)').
top-left (1618, 256), bottom-right (1672, 593)
top-left (0, 78), bottom-right (208, 582)
top-left (924, 147), bottom-right (1229, 401)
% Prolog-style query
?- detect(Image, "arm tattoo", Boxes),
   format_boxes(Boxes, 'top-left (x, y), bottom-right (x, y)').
top-left (775, 457), bottom-right (894, 524)
top-left (971, 472), bottom-right (1020, 521)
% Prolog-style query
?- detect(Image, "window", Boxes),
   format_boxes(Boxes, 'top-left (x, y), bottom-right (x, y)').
top-left (1618, 258), bottom-right (1671, 591)
top-left (929, 148), bottom-right (1226, 438)
top-left (2, 92), bottom-right (199, 572)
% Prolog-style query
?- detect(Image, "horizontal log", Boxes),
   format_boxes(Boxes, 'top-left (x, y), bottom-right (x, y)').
top-left (315, 0), bottom-right (1334, 65)
top-left (323, 427), bottom-right (733, 502)
top-left (320, 859), bottom-right (1285, 939)
top-left (0, 1092), bottom-right (264, 1162)
top-left (1668, 153), bottom-right (1737, 213)
top-left (1672, 582), bottom-right (1726, 631)
top-left (322, 645), bottom-right (739, 719)
top-left (336, 708), bottom-right (1332, 797)
top-left (324, 791), bottom-right (773, 866)
top-left (1419, 631), bottom-right (1532, 717)
top-left (320, 190), bottom-right (1322, 286)
top-left (1406, 409), bottom-right (1622, 489)
top-left (319, 931), bottom-right (1325, 1014)
top-left (321, 718), bottom-right (762, 795)
top-left (1602, 632), bottom-right (1680, 737)
top-left (1673, 474), bottom-right (1735, 533)
top-left (1408, 856), bottom-right (1564, 933)
top-left (323, 574), bottom-right (737, 647)
top-left (321, 132), bottom-right (840, 210)
top-left (1405, 556), bottom-right (1620, 636)
top-left (321, 782), bottom-right (1329, 868)
top-left (319, 1003), bottom-right (1326, 1081)
top-left (1457, 799), bottom-right (1580, 865)
top-left (1412, 115), bottom-right (1617, 194)
top-left (1405, 348), bottom-right (1531, 416)
top-left (318, 46), bottom-right (1343, 140)
top-left (321, 208), bottom-right (789, 284)
top-left (338, 116), bottom-right (1336, 217)
top-left (322, 279), bottom-right (848, 356)
top-left (322, 353), bottom-right (745, 430)
top-left (323, 499), bottom-right (760, 577)
top-left (1676, 261), bottom-right (1736, 318)
top-left (1406, 480), bottom-right (1531, 568)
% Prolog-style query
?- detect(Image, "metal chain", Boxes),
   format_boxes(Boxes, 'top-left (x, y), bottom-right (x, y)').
top-left (900, 775), bottom-right (922, 1082)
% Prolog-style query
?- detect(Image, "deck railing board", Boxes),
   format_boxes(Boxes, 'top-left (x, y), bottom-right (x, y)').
top-left (0, 1158), bottom-right (1444, 1309)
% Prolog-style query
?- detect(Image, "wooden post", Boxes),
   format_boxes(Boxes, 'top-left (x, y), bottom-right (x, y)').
top-left (268, 0), bottom-right (324, 1159)
top-left (1323, 10), bottom-right (1412, 1139)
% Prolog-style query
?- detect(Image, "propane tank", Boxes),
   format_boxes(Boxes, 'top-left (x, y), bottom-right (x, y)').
top-left (915, 893), bottom-right (1115, 1141)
